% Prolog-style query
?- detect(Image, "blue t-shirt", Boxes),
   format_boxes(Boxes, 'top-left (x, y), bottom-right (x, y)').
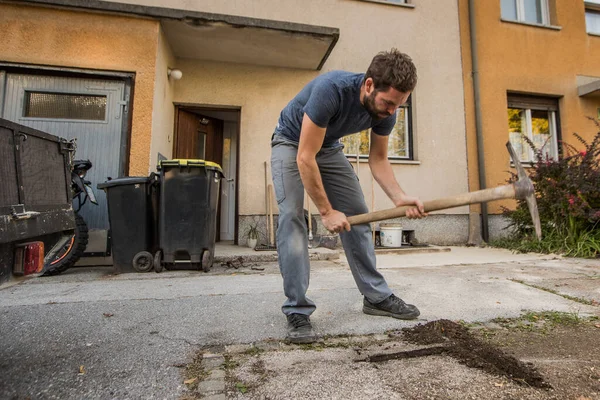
top-left (274, 71), bottom-right (397, 147)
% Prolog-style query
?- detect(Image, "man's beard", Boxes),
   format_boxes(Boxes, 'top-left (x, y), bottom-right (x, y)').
top-left (362, 91), bottom-right (390, 121)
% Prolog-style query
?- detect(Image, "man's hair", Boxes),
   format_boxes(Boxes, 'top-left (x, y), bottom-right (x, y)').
top-left (365, 49), bottom-right (417, 93)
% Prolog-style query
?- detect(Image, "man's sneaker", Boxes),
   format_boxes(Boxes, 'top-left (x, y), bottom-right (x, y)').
top-left (363, 294), bottom-right (420, 320)
top-left (286, 313), bottom-right (318, 344)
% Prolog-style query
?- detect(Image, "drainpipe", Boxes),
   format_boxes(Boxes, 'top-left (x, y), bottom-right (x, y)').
top-left (468, 0), bottom-right (489, 242)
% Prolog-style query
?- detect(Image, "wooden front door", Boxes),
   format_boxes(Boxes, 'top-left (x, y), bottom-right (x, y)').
top-left (174, 109), bottom-right (223, 166)
top-left (174, 108), bottom-right (224, 241)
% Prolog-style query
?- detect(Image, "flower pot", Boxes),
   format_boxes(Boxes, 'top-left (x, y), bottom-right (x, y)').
top-left (247, 237), bottom-right (258, 249)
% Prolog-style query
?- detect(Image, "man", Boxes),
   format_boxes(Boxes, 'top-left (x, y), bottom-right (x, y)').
top-left (271, 49), bottom-right (426, 344)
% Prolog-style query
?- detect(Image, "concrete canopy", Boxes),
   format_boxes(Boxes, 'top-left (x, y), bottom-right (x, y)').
top-left (578, 79), bottom-right (600, 98)
top-left (13, 0), bottom-right (340, 70)
top-left (160, 17), bottom-right (338, 70)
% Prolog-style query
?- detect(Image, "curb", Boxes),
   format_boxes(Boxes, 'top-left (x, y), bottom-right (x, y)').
top-left (197, 353), bottom-right (226, 399)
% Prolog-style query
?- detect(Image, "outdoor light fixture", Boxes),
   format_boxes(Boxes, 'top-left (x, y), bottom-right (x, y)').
top-left (167, 68), bottom-right (183, 80)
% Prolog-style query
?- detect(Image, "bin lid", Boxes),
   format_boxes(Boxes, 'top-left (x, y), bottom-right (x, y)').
top-left (97, 176), bottom-right (150, 189)
top-left (157, 159), bottom-right (224, 176)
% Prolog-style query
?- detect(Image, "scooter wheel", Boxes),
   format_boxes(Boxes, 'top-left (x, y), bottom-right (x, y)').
top-left (132, 251), bottom-right (154, 272)
top-left (154, 250), bottom-right (163, 273)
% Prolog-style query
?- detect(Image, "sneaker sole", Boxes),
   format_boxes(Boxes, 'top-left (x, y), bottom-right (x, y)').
top-left (362, 305), bottom-right (420, 320)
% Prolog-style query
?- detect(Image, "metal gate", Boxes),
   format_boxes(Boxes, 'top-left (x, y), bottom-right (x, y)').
top-left (0, 72), bottom-right (128, 232)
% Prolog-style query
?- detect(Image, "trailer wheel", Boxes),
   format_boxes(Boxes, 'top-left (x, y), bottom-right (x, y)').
top-left (42, 213), bottom-right (88, 276)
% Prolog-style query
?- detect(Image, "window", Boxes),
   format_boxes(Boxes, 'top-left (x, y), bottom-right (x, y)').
top-left (23, 91), bottom-right (107, 121)
top-left (355, 0), bottom-right (414, 7)
top-left (501, 0), bottom-right (550, 25)
top-left (507, 94), bottom-right (559, 163)
top-left (586, 6), bottom-right (600, 35)
top-left (340, 97), bottom-right (412, 160)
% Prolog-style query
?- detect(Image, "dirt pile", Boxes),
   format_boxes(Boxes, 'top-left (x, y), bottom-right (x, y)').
top-left (394, 319), bottom-right (551, 389)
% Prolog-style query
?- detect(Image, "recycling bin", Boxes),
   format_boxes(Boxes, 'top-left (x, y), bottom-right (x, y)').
top-left (155, 159), bottom-right (223, 272)
top-left (97, 175), bottom-right (159, 273)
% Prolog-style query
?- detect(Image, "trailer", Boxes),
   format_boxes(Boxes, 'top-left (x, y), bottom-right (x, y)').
top-left (0, 118), bottom-right (75, 285)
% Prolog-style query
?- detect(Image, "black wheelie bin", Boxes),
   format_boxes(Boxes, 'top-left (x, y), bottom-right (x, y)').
top-left (154, 159), bottom-right (223, 272)
top-left (97, 174), bottom-right (159, 273)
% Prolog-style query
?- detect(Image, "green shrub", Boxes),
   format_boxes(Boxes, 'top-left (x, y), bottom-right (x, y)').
top-left (494, 121), bottom-right (600, 258)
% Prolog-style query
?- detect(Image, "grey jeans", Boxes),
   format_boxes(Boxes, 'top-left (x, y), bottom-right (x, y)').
top-left (270, 135), bottom-right (392, 316)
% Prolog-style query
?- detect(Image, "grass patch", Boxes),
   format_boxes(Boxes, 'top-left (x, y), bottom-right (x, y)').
top-left (510, 279), bottom-right (597, 305)
top-left (297, 343), bottom-right (325, 351)
top-left (221, 355), bottom-right (239, 371)
top-left (521, 311), bottom-right (583, 325)
top-left (244, 345), bottom-right (264, 356)
top-left (491, 311), bottom-right (596, 334)
top-left (490, 227), bottom-right (600, 259)
top-left (295, 338), bottom-right (377, 351)
top-left (235, 382), bottom-right (248, 394)
top-left (457, 320), bottom-right (481, 329)
top-left (182, 352), bottom-right (209, 392)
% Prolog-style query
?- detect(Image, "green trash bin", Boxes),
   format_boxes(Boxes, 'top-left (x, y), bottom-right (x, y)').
top-left (154, 159), bottom-right (223, 272)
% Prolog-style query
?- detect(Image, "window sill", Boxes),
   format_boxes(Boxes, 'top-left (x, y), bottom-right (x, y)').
top-left (346, 156), bottom-right (420, 165)
top-left (511, 162), bottom-right (537, 169)
top-left (389, 159), bottom-right (420, 165)
top-left (500, 18), bottom-right (562, 31)
top-left (355, 0), bottom-right (415, 8)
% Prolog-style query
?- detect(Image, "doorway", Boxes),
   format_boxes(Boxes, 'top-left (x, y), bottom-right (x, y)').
top-left (174, 106), bottom-right (239, 243)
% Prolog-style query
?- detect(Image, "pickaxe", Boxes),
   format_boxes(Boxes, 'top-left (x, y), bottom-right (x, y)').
top-left (347, 142), bottom-right (542, 240)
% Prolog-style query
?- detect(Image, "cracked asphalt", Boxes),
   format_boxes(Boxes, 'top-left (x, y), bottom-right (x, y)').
top-left (1, 246), bottom-right (598, 399)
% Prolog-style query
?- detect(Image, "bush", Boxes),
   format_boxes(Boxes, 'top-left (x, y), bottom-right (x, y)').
top-left (494, 121), bottom-right (600, 258)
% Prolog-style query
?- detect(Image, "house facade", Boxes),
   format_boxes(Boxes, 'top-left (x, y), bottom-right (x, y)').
top-left (458, 0), bottom-right (600, 241)
top-left (1, 0), bottom-right (473, 248)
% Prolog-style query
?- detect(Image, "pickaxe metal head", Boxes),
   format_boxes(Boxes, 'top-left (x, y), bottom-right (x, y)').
top-left (506, 142), bottom-right (542, 240)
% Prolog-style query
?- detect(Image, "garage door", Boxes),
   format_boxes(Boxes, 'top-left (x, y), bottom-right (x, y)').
top-left (0, 72), bottom-right (128, 231)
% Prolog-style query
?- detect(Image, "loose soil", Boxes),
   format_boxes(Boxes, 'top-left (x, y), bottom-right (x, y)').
top-left (393, 319), bottom-right (550, 388)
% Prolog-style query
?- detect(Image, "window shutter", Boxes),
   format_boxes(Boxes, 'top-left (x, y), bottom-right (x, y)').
top-left (507, 94), bottom-right (559, 111)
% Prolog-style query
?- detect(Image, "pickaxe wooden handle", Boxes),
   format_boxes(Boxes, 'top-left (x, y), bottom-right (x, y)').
top-left (347, 142), bottom-right (542, 240)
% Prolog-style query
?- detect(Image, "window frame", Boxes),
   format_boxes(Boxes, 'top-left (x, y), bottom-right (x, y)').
top-left (501, 0), bottom-right (550, 25)
top-left (341, 95), bottom-right (414, 161)
top-left (507, 94), bottom-right (560, 164)
top-left (355, 0), bottom-right (414, 8)
top-left (585, 4), bottom-right (600, 36)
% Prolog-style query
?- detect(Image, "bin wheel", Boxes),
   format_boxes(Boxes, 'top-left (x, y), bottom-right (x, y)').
top-left (132, 251), bottom-right (154, 272)
top-left (201, 250), bottom-right (212, 272)
top-left (154, 250), bottom-right (163, 273)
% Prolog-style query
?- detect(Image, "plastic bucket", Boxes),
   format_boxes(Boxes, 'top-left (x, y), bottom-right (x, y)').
top-left (380, 223), bottom-right (403, 247)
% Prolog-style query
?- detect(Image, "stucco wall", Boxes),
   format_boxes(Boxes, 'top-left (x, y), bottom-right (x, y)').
top-left (149, 25), bottom-right (176, 171)
top-left (147, 0), bottom-right (469, 217)
top-left (170, 60), bottom-right (315, 215)
top-left (459, 0), bottom-right (600, 214)
top-left (0, 3), bottom-right (159, 176)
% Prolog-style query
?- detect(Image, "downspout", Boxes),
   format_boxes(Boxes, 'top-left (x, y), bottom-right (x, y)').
top-left (468, 0), bottom-right (489, 242)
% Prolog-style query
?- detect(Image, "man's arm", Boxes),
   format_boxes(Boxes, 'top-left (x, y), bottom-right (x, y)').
top-left (368, 132), bottom-right (426, 219)
top-left (297, 114), bottom-right (350, 233)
